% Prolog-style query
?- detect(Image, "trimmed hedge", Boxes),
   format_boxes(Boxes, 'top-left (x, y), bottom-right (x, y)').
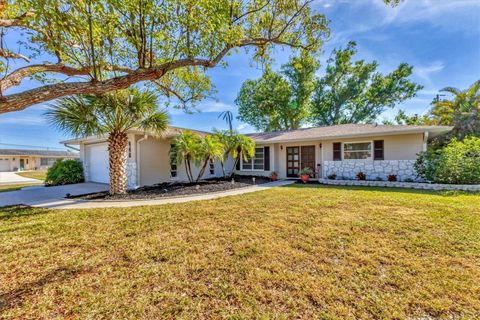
top-left (45, 159), bottom-right (85, 186)
top-left (415, 136), bottom-right (480, 184)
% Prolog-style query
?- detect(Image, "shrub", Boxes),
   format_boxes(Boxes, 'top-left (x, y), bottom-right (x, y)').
top-left (45, 159), bottom-right (85, 186)
top-left (375, 176), bottom-right (383, 181)
top-left (356, 171), bottom-right (366, 181)
top-left (299, 167), bottom-right (313, 176)
top-left (415, 136), bottom-right (480, 184)
top-left (327, 172), bottom-right (337, 180)
top-left (404, 178), bottom-right (414, 183)
top-left (387, 174), bottom-right (397, 182)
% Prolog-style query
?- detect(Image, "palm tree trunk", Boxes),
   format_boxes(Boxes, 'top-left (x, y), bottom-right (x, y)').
top-left (196, 157), bottom-right (209, 182)
top-left (185, 155), bottom-right (193, 182)
top-left (108, 131), bottom-right (129, 195)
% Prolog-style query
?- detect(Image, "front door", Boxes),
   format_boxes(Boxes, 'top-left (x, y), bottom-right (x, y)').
top-left (19, 159), bottom-right (25, 171)
top-left (286, 147), bottom-right (300, 177)
top-left (301, 146), bottom-right (316, 177)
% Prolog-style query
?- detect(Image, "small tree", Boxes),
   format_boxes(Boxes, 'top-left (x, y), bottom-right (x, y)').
top-left (225, 132), bottom-right (256, 177)
top-left (170, 130), bottom-right (202, 183)
top-left (195, 135), bottom-right (224, 182)
top-left (46, 88), bottom-right (169, 195)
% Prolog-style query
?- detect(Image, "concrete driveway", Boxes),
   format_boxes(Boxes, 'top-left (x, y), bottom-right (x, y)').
top-left (0, 171), bottom-right (41, 185)
top-left (0, 182), bottom-right (108, 207)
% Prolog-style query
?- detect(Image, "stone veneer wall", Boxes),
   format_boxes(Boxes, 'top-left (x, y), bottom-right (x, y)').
top-left (323, 160), bottom-right (419, 182)
top-left (126, 162), bottom-right (137, 189)
top-left (319, 179), bottom-right (480, 192)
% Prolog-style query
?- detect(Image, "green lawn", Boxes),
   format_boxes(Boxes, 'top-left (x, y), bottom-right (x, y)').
top-left (1, 185), bottom-right (479, 319)
top-left (0, 183), bottom-right (41, 193)
top-left (15, 170), bottom-right (47, 181)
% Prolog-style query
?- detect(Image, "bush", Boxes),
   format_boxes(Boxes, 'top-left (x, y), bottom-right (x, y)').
top-left (299, 167), bottom-right (313, 176)
top-left (387, 174), bottom-right (397, 182)
top-left (45, 159), bottom-right (85, 186)
top-left (327, 172), bottom-right (337, 180)
top-left (356, 171), bottom-right (366, 181)
top-left (415, 136), bottom-right (480, 184)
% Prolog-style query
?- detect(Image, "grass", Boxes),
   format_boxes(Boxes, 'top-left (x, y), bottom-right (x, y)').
top-left (0, 183), bottom-right (41, 193)
top-left (15, 170), bottom-right (47, 181)
top-left (0, 185), bottom-right (479, 319)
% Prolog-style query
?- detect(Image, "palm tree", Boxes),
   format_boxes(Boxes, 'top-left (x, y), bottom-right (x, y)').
top-left (224, 131), bottom-right (256, 177)
top-left (194, 135), bottom-right (224, 182)
top-left (431, 80), bottom-right (480, 142)
top-left (170, 130), bottom-right (201, 183)
top-left (218, 110), bottom-right (234, 133)
top-left (46, 88), bottom-right (169, 195)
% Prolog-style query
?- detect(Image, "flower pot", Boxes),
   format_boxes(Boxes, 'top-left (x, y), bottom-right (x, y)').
top-left (271, 175), bottom-right (278, 181)
top-left (300, 174), bottom-right (309, 184)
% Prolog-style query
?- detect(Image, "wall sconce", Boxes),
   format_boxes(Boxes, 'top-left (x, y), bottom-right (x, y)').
top-left (319, 143), bottom-right (322, 148)
top-left (280, 145), bottom-right (283, 150)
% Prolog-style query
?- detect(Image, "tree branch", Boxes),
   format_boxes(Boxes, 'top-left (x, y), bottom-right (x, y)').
top-left (0, 11), bottom-right (34, 27)
top-left (0, 50), bottom-right (30, 62)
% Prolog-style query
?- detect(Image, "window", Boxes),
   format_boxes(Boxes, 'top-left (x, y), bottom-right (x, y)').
top-left (209, 159), bottom-right (215, 175)
top-left (40, 158), bottom-right (56, 166)
top-left (128, 141), bottom-right (132, 158)
top-left (374, 140), bottom-right (384, 160)
top-left (241, 147), bottom-right (264, 171)
top-left (169, 145), bottom-right (177, 178)
top-left (343, 142), bottom-right (372, 160)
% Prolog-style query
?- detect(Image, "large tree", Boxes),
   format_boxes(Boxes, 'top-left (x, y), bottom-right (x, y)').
top-left (0, 0), bottom-right (329, 114)
top-left (46, 88), bottom-right (169, 195)
top-left (310, 41), bottom-right (422, 125)
top-left (235, 52), bottom-right (318, 131)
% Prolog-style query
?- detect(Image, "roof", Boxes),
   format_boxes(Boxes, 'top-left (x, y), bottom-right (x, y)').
top-left (60, 126), bottom-right (211, 145)
top-left (246, 124), bottom-right (453, 143)
top-left (0, 149), bottom-right (79, 157)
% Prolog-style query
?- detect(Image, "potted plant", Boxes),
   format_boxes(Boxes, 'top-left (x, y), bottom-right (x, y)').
top-left (299, 167), bottom-right (313, 184)
top-left (270, 171), bottom-right (278, 181)
top-left (327, 172), bottom-right (337, 180)
top-left (387, 174), bottom-right (397, 182)
top-left (356, 171), bottom-right (366, 181)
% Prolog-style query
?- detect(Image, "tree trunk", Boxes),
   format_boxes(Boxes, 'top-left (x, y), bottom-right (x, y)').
top-left (185, 155), bottom-right (193, 182)
top-left (196, 157), bottom-right (209, 182)
top-left (108, 131), bottom-right (129, 195)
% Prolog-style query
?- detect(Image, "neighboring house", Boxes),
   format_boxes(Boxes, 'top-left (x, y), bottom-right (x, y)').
top-left (62, 124), bottom-right (452, 188)
top-left (61, 127), bottom-right (225, 189)
top-left (0, 149), bottom-right (79, 172)
top-left (236, 124), bottom-right (451, 181)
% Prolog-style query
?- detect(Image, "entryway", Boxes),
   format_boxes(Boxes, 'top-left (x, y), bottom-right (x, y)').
top-left (286, 145), bottom-right (316, 178)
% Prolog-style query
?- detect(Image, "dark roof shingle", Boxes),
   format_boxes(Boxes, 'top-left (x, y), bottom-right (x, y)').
top-left (0, 149), bottom-right (79, 157)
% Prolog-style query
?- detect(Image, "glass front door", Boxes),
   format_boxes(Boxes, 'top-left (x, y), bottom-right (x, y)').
top-left (286, 147), bottom-right (300, 177)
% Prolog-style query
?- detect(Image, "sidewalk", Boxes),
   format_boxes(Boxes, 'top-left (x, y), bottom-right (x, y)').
top-left (32, 180), bottom-right (296, 210)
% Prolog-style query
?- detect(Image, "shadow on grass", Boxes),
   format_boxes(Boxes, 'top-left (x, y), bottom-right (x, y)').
top-left (284, 182), bottom-right (478, 197)
top-left (0, 266), bottom-right (87, 312)
top-left (0, 205), bottom-right (50, 221)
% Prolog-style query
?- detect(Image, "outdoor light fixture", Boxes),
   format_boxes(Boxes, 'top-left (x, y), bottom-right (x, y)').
top-left (280, 145), bottom-right (283, 150)
top-left (319, 143), bottom-right (322, 148)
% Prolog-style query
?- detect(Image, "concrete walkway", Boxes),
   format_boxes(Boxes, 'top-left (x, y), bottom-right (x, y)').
top-left (0, 171), bottom-right (41, 185)
top-left (30, 180), bottom-right (295, 210)
top-left (0, 182), bottom-right (109, 207)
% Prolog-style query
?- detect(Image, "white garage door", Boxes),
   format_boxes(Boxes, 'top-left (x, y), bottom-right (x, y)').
top-left (0, 158), bottom-right (10, 172)
top-left (86, 143), bottom-right (109, 184)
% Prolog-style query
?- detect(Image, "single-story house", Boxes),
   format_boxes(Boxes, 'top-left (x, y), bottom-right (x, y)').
top-left (0, 149), bottom-right (79, 172)
top-left (238, 124), bottom-right (451, 181)
top-left (62, 124), bottom-right (452, 188)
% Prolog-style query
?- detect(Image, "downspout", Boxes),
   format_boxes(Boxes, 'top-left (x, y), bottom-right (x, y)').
top-left (136, 135), bottom-right (148, 187)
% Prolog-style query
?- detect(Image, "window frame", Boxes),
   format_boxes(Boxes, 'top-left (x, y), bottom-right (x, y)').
top-left (240, 147), bottom-right (265, 171)
top-left (169, 144), bottom-right (178, 179)
top-left (342, 141), bottom-right (373, 161)
top-left (209, 159), bottom-right (215, 175)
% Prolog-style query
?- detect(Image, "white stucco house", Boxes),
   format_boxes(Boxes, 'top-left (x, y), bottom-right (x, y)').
top-left (0, 149), bottom-right (79, 172)
top-left (62, 124), bottom-right (452, 188)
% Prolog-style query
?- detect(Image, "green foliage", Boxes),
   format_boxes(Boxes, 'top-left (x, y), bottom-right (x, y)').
top-left (45, 159), bottom-right (84, 186)
top-left (170, 130), bottom-right (202, 182)
top-left (236, 52), bottom-right (319, 131)
top-left (389, 109), bottom-right (432, 125)
top-left (428, 80), bottom-right (480, 143)
top-left (310, 42), bottom-right (422, 125)
top-left (3, 0), bottom-right (329, 112)
top-left (299, 167), bottom-right (313, 176)
top-left (46, 88), bottom-right (169, 137)
top-left (415, 136), bottom-right (480, 184)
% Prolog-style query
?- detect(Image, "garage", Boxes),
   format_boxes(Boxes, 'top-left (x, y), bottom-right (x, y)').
top-left (0, 158), bottom-right (11, 172)
top-left (85, 143), bottom-right (109, 184)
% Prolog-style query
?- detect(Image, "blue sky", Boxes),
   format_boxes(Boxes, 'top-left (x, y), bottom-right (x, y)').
top-left (0, 0), bottom-right (479, 150)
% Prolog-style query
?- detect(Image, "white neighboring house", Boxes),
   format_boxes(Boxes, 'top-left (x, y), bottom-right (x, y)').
top-left (61, 126), bottom-right (227, 189)
top-left (0, 149), bottom-right (79, 172)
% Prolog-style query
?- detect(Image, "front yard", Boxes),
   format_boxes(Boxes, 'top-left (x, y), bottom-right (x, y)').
top-left (15, 170), bottom-right (47, 181)
top-left (1, 185), bottom-right (479, 319)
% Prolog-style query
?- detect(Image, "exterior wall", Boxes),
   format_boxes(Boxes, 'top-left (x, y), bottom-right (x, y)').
top-left (322, 133), bottom-right (424, 161)
top-left (321, 133), bottom-right (424, 182)
top-left (323, 160), bottom-right (419, 181)
top-left (0, 156), bottom-right (65, 171)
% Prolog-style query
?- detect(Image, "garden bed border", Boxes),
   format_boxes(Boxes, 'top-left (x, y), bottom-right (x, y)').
top-left (318, 178), bottom-right (480, 192)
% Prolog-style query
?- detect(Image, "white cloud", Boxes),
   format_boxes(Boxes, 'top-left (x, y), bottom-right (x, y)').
top-left (414, 61), bottom-right (445, 85)
top-left (197, 101), bottom-right (235, 113)
top-left (0, 115), bottom-right (46, 126)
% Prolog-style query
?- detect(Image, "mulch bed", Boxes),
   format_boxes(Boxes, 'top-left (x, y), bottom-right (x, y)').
top-left (73, 176), bottom-right (272, 201)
